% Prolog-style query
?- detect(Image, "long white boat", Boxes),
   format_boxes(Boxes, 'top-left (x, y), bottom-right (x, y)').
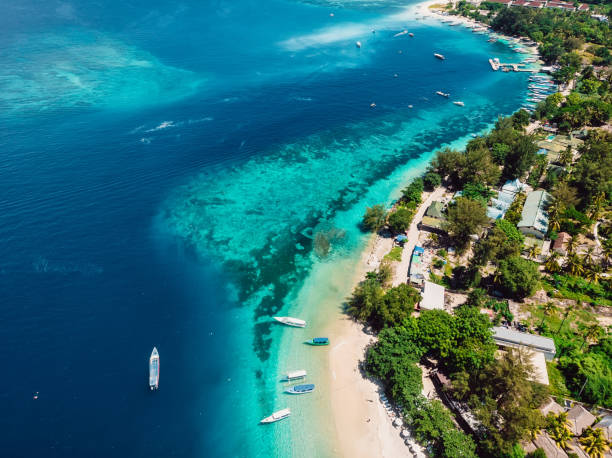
top-left (260, 408), bottom-right (291, 424)
top-left (284, 369), bottom-right (307, 381)
top-left (273, 316), bottom-right (306, 328)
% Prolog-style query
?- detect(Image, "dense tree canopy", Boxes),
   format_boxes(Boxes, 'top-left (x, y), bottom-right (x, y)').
top-left (446, 197), bottom-right (489, 251)
top-left (495, 256), bottom-right (541, 299)
top-left (362, 204), bottom-right (386, 232)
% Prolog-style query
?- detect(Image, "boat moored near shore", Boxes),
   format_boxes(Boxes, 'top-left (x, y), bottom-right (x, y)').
top-left (273, 316), bottom-right (306, 328)
top-left (284, 369), bottom-right (307, 381)
top-left (305, 337), bottom-right (329, 346)
top-left (260, 408), bottom-right (291, 424)
top-left (285, 384), bottom-right (315, 395)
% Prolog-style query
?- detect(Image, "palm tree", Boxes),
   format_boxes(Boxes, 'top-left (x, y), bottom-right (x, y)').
top-left (545, 252), bottom-right (562, 274)
top-left (549, 417), bottom-right (573, 450)
top-left (579, 427), bottom-right (610, 458)
top-left (582, 247), bottom-right (596, 266)
top-left (585, 264), bottom-right (603, 285)
top-left (566, 236), bottom-right (579, 255)
top-left (528, 244), bottom-right (541, 260)
top-left (548, 201), bottom-right (562, 232)
top-left (565, 254), bottom-right (584, 276)
top-left (580, 324), bottom-right (604, 351)
top-left (587, 192), bottom-right (606, 221)
top-left (540, 301), bottom-right (559, 328)
top-left (557, 304), bottom-right (576, 334)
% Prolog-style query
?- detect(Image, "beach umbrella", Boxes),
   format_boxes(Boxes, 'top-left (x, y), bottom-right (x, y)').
top-left (401, 429), bottom-right (411, 438)
top-left (393, 418), bottom-right (403, 427)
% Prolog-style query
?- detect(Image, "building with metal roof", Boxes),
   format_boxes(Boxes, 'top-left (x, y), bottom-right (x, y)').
top-left (594, 416), bottom-right (612, 441)
top-left (567, 405), bottom-right (596, 436)
top-left (420, 281), bottom-right (445, 310)
top-left (518, 190), bottom-right (552, 239)
top-left (492, 327), bottom-right (556, 361)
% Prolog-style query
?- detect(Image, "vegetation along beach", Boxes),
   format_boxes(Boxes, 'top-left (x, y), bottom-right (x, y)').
top-left (1, 0), bottom-right (610, 457)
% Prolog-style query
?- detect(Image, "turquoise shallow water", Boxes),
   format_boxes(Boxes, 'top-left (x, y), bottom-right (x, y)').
top-left (0, 0), bottom-right (531, 456)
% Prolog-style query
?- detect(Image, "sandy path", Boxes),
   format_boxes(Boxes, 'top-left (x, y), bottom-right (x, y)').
top-left (392, 187), bottom-right (446, 286)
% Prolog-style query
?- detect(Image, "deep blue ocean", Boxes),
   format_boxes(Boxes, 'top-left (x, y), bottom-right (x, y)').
top-left (0, 0), bottom-right (530, 456)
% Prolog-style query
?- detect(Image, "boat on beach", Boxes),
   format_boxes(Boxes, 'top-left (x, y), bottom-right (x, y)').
top-left (260, 408), bottom-right (291, 424)
top-left (149, 347), bottom-right (159, 390)
top-left (434, 53), bottom-right (445, 60)
top-left (273, 316), bottom-right (306, 327)
top-left (285, 383), bottom-right (315, 395)
top-left (283, 369), bottom-right (307, 381)
top-left (305, 337), bottom-right (329, 346)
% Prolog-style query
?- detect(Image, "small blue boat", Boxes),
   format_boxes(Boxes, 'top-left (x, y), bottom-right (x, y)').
top-left (305, 337), bottom-right (329, 346)
top-left (285, 384), bottom-right (315, 395)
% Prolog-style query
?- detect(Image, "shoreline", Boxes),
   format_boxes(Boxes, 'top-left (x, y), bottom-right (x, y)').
top-left (324, 3), bottom-right (541, 456)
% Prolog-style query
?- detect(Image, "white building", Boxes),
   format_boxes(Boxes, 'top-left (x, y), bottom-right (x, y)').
top-left (420, 281), bottom-right (445, 310)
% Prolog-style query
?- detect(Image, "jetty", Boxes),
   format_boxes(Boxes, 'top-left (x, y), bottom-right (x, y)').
top-left (488, 58), bottom-right (534, 72)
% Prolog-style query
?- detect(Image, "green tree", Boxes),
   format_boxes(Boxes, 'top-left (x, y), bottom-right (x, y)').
top-left (446, 197), bottom-right (489, 251)
top-left (495, 256), bottom-right (540, 299)
top-left (388, 208), bottom-right (414, 234)
top-left (463, 351), bottom-right (548, 456)
top-left (423, 171), bottom-right (442, 190)
top-left (362, 204), bottom-right (387, 232)
top-left (580, 324), bottom-right (604, 351)
top-left (347, 278), bottom-right (384, 323)
top-left (402, 178), bottom-right (424, 204)
top-left (540, 302), bottom-right (559, 328)
top-left (545, 251), bottom-right (562, 274)
top-left (377, 283), bottom-right (421, 330)
top-left (504, 135), bottom-right (538, 179)
top-left (571, 131), bottom-right (612, 209)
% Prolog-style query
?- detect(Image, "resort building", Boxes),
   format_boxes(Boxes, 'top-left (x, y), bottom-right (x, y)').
top-left (492, 327), bottom-right (556, 361)
top-left (552, 232), bottom-right (571, 255)
top-left (420, 201), bottom-right (447, 234)
top-left (486, 0), bottom-right (591, 12)
top-left (420, 281), bottom-right (445, 311)
top-left (594, 416), bottom-right (612, 441)
top-left (409, 246), bottom-right (425, 286)
top-left (567, 405), bottom-right (596, 436)
top-left (517, 190), bottom-right (552, 239)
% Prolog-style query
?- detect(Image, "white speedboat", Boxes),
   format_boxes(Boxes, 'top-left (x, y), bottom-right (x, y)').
top-left (273, 316), bottom-right (306, 328)
top-left (436, 91), bottom-right (450, 97)
top-left (434, 53), bottom-right (445, 60)
top-left (453, 101), bottom-right (465, 106)
top-left (260, 408), bottom-right (291, 424)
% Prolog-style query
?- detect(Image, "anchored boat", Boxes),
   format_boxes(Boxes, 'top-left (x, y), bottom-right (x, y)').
top-left (436, 91), bottom-right (450, 98)
top-left (284, 370), bottom-right (307, 381)
top-left (453, 101), bottom-right (465, 107)
top-left (260, 408), bottom-right (291, 424)
top-left (434, 53), bottom-right (445, 60)
top-left (273, 316), bottom-right (306, 328)
top-left (149, 347), bottom-right (159, 390)
top-left (285, 384), bottom-right (315, 395)
top-left (305, 337), bottom-right (329, 346)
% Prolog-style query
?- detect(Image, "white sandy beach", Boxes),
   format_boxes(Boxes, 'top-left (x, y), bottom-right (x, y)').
top-left (327, 186), bottom-right (446, 458)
